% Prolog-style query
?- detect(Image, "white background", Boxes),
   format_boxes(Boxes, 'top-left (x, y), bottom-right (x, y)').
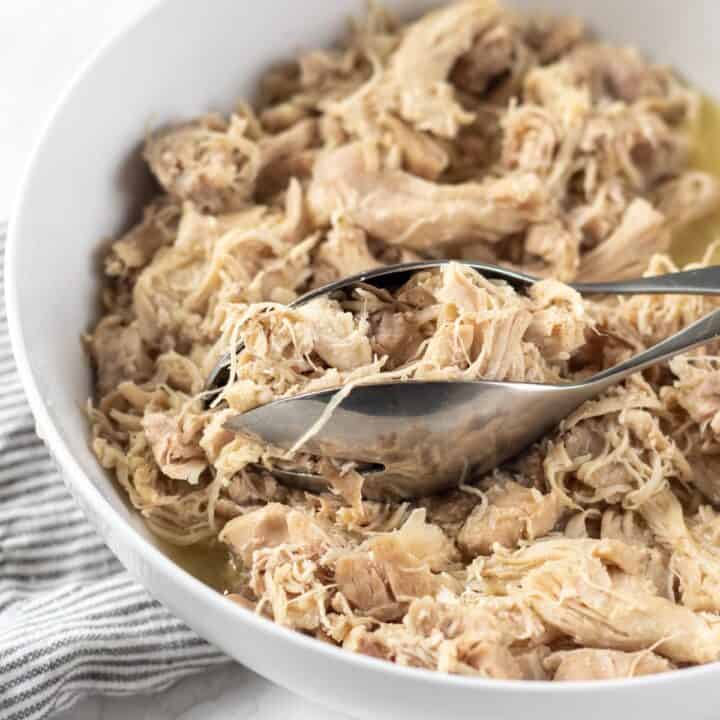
top-left (0, 1), bottom-right (350, 717)
top-left (0, 0), bottom-right (146, 220)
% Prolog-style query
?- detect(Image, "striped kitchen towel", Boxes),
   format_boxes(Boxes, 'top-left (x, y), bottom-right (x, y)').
top-left (0, 225), bottom-right (228, 720)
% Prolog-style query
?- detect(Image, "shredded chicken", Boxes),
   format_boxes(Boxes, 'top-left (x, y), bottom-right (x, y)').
top-left (88, 0), bottom-right (720, 682)
top-left (545, 649), bottom-right (673, 680)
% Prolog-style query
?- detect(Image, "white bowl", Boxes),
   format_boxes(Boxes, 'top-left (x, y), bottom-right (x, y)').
top-left (6, 1), bottom-right (720, 718)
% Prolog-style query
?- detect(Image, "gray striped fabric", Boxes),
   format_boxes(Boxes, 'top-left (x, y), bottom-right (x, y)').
top-left (0, 226), bottom-right (228, 720)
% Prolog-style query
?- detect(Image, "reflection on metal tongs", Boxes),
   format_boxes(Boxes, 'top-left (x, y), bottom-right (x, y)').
top-left (205, 261), bottom-right (720, 499)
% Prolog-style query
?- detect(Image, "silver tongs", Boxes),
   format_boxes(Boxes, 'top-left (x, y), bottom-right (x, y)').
top-left (206, 261), bottom-right (720, 500)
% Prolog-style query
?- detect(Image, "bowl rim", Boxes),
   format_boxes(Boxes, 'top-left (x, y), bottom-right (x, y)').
top-left (6, 0), bottom-right (720, 696)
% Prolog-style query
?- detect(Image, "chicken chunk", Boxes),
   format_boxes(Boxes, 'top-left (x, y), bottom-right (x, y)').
top-left (308, 143), bottom-right (552, 250)
top-left (545, 649), bottom-right (672, 681)
top-left (316, 220), bottom-right (381, 278)
top-left (668, 356), bottom-right (720, 435)
top-left (524, 554), bottom-right (720, 664)
top-left (142, 411), bottom-right (207, 484)
top-left (90, 317), bottom-right (153, 395)
top-left (458, 481), bottom-right (563, 557)
top-left (370, 310), bottom-right (423, 368)
top-left (568, 44), bottom-right (667, 103)
top-left (296, 296), bottom-right (373, 371)
top-left (381, 0), bottom-right (502, 137)
top-left (144, 114), bottom-right (261, 212)
top-left (655, 171), bottom-right (720, 230)
top-left (336, 510), bottom-right (457, 618)
top-left (145, 115), bottom-right (316, 212)
top-left (219, 503), bottom-right (334, 566)
top-left (335, 552), bottom-right (399, 621)
top-left (577, 199), bottom-right (668, 281)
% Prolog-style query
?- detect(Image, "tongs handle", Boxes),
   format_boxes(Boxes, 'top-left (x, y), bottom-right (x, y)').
top-left (588, 307), bottom-right (720, 390)
top-left (571, 266), bottom-right (720, 295)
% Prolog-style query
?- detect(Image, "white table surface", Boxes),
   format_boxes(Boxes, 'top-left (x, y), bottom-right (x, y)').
top-left (53, 664), bottom-right (349, 720)
top-left (0, 1), bottom-right (351, 718)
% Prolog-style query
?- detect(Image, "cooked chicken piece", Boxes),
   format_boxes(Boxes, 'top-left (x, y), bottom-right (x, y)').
top-left (458, 481), bottom-right (563, 557)
top-left (142, 411), bottom-right (207, 483)
top-left (568, 44), bottom-right (667, 103)
top-left (523, 62), bottom-right (590, 131)
top-left (600, 508), bottom-right (651, 544)
top-left (349, 621), bottom-right (542, 678)
top-left (381, 114), bottom-right (450, 180)
top-left (452, 642), bottom-right (527, 679)
top-left (145, 114), bottom-right (316, 212)
top-left (223, 478), bottom-right (284, 521)
top-left (583, 107), bottom-right (688, 192)
top-left (317, 460), bottom-right (365, 511)
top-left (415, 266), bottom-right (564, 382)
top-left (615, 255), bottom-right (720, 349)
top-left (576, 199), bottom-right (668, 281)
top-left (148, 351), bottom-right (204, 395)
top-left (144, 114), bottom-right (262, 212)
top-left (308, 143), bottom-right (552, 250)
top-left (373, 538), bottom-right (450, 600)
top-left (257, 119), bottom-right (316, 174)
top-left (316, 219), bottom-right (381, 278)
top-left (296, 296), bottom-right (373, 371)
top-left (525, 279), bottom-right (588, 361)
top-left (640, 489), bottom-right (720, 612)
top-left (568, 179), bottom-right (627, 250)
top-left (381, 0), bottom-right (502, 137)
top-left (429, 311), bottom-right (531, 371)
top-left (473, 537), bottom-right (653, 591)
top-left (329, 1), bottom-right (505, 146)
top-left (514, 647), bottom-right (553, 680)
top-left (524, 16), bottom-right (585, 64)
top-left (434, 260), bottom-right (504, 313)
top-left (345, 595), bottom-right (548, 678)
top-left (369, 309), bottom-right (423, 368)
top-left (219, 262), bottom-right (587, 419)
top-left (520, 221), bottom-right (581, 281)
top-left (90, 317), bottom-right (153, 395)
top-left (105, 199), bottom-right (180, 277)
top-left (683, 448), bottom-right (720, 506)
top-left (450, 18), bottom-right (518, 97)
top-left (336, 509), bottom-right (457, 618)
top-left (475, 538), bottom-right (715, 663)
top-left (343, 621), bottom-right (523, 677)
top-left (419, 490), bottom-right (478, 536)
top-left (545, 649), bottom-right (672, 681)
top-left (256, 133), bottom-right (318, 197)
top-left (655, 171), bottom-right (720, 230)
top-left (549, 394), bottom-right (689, 508)
top-left (335, 552), bottom-right (399, 620)
top-left (219, 503), bottom-right (336, 566)
top-left (407, 594), bottom-right (551, 648)
top-left (199, 408), bottom-right (235, 463)
top-left (131, 202), bottom-right (300, 347)
top-left (501, 104), bottom-right (559, 176)
top-left (667, 356), bottom-right (720, 435)
top-left (246, 237), bottom-right (319, 305)
top-left (522, 552), bottom-right (720, 664)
